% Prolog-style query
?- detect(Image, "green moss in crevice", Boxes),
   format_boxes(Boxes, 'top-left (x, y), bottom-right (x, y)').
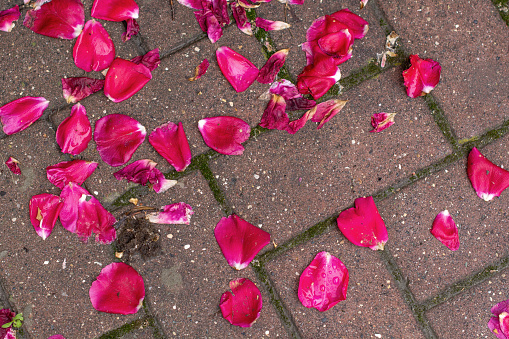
top-left (199, 163), bottom-right (233, 216)
top-left (492, 0), bottom-right (509, 25)
top-left (424, 95), bottom-right (459, 149)
top-left (96, 316), bottom-right (151, 339)
top-left (337, 60), bottom-right (384, 93)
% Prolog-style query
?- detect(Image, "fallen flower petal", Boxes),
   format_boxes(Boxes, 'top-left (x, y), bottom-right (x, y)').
top-left (231, 1), bottom-right (252, 36)
top-left (297, 58), bottom-right (341, 100)
top-left (104, 58), bottom-right (152, 103)
top-left (216, 46), bottom-right (259, 93)
top-left (130, 48), bottom-right (160, 71)
top-left (29, 193), bottom-right (64, 240)
top-left (188, 59), bottom-right (209, 81)
top-left (195, 9), bottom-right (223, 43)
top-left (73, 20), bottom-right (115, 72)
top-left (255, 17), bottom-right (290, 31)
top-left (46, 160), bottom-right (98, 189)
top-left (0, 5), bottom-right (20, 32)
top-left (62, 77), bottom-right (105, 104)
top-left (214, 214), bottom-right (270, 270)
top-left (337, 196), bottom-right (388, 250)
top-left (23, 0), bottom-right (84, 39)
top-left (277, 0), bottom-right (304, 4)
top-left (0, 308), bottom-right (16, 339)
top-left (360, 0), bottom-right (368, 8)
top-left (307, 99), bottom-right (347, 129)
top-left (91, 0), bottom-right (139, 21)
top-left (257, 49), bottom-right (289, 84)
top-left (122, 17), bottom-right (139, 41)
top-left (488, 300), bottom-right (509, 339)
top-left (5, 157), bottom-right (21, 175)
top-left (89, 262), bottom-right (144, 314)
top-left (47, 336), bottom-right (66, 339)
top-left (0, 96), bottom-right (49, 135)
top-left (286, 96), bottom-right (316, 111)
top-left (147, 202), bottom-right (194, 224)
top-left (177, 0), bottom-right (202, 9)
top-left (402, 54), bottom-right (441, 98)
top-left (430, 210), bottom-right (459, 251)
top-left (467, 147), bottom-right (509, 201)
top-left (236, 0), bottom-right (261, 9)
top-left (149, 121), bottom-right (192, 172)
top-left (369, 112), bottom-right (396, 133)
top-left (113, 159), bottom-right (177, 193)
top-left (220, 278), bottom-right (262, 327)
top-left (56, 103), bottom-right (92, 155)
top-left (94, 114), bottom-right (146, 167)
top-left (259, 94), bottom-right (289, 131)
top-left (330, 8), bottom-right (369, 40)
top-left (298, 251), bottom-right (349, 312)
top-left (198, 116), bottom-right (250, 155)
top-left (268, 79), bottom-right (302, 100)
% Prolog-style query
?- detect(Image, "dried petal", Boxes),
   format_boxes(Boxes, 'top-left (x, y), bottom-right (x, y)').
top-left (29, 193), bottom-right (64, 240)
top-left (430, 210), bottom-right (459, 251)
top-left (94, 114), bottom-right (146, 167)
top-left (91, 0), bottom-right (139, 21)
top-left (257, 49), bottom-right (289, 84)
top-left (73, 20), bottom-right (115, 72)
top-left (188, 59), bottom-right (209, 81)
top-left (337, 196), bottom-right (388, 250)
top-left (369, 112), bottom-right (396, 133)
top-left (198, 116), bottom-right (250, 155)
top-left (214, 215), bottom-right (270, 270)
top-left (298, 251), bottom-right (349, 312)
top-left (330, 8), bottom-right (369, 39)
top-left (306, 99), bottom-right (347, 129)
top-left (220, 278), bottom-right (262, 327)
top-left (89, 262), bottom-right (144, 314)
top-left (113, 159), bottom-right (177, 193)
top-left (104, 58), bottom-right (152, 103)
top-left (297, 58), bottom-right (341, 100)
top-left (216, 46), bottom-right (259, 93)
top-left (122, 17), bottom-right (139, 41)
top-left (0, 96), bottom-right (49, 135)
top-left (286, 97), bottom-right (316, 111)
top-left (259, 94), bottom-right (289, 131)
top-left (402, 54), bottom-right (441, 98)
top-left (5, 157), bottom-right (21, 175)
top-left (237, 0), bottom-right (261, 9)
top-left (467, 147), bottom-right (509, 201)
top-left (130, 48), bottom-right (160, 71)
top-left (56, 103), bottom-right (92, 155)
top-left (23, 0), bottom-right (84, 39)
top-left (0, 5), bottom-right (20, 32)
top-left (147, 202), bottom-right (194, 224)
top-left (0, 308), bottom-right (16, 339)
top-left (149, 122), bottom-right (192, 172)
top-left (360, 0), bottom-right (368, 8)
top-left (489, 300), bottom-right (509, 339)
top-left (46, 160), bottom-right (98, 189)
top-left (62, 77), bottom-right (105, 104)
top-left (231, 1), bottom-right (252, 36)
top-left (255, 17), bottom-right (290, 31)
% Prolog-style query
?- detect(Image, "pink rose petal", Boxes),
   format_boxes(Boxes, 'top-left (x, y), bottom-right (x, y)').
top-left (297, 58), bottom-right (341, 100)
top-left (0, 308), bottom-right (16, 339)
top-left (467, 147), bottom-right (509, 201)
top-left (104, 58), bottom-right (152, 103)
top-left (188, 59), bottom-right (209, 81)
top-left (298, 251), bottom-right (349, 312)
top-left (113, 159), bottom-right (177, 194)
top-left (177, 0), bottom-right (203, 10)
top-left (216, 46), bottom-right (259, 93)
top-left (198, 116), bottom-right (250, 155)
top-left (29, 193), bottom-right (64, 240)
top-left (231, 1), bottom-right (252, 36)
top-left (259, 94), bottom-right (289, 131)
top-left (0, 96), bottom-right (49, 135)
top-left (430, 210), bottom-right (459, 251)
top-left (89, 262), bottom-right (145, 314)
top-left (214, 215), bottom-right (270, 270)
top-left (402, 54), bottom-right (441, 98)
top-left (122, 17), bottom-right (139, 42)
top-left (149, 121), bottom-right (192, 172)
top-left (23, 0), bottom-right (84, 39)
top-left (337, 196), bottom-right (388, 250)
top-left (46, 160), bottom-right (98, 189)
top-left (73, 20), bottom-right (115, 72)
top-left (5, 157), bottom-right (21, 175)
top-left (488, 300), bottom-right (509, 339)
top-left (0, 5), bottom-right (20, 32)
top-left (62, 77), bottom-right (105, 104)
top-left (257, 49), bottom-right (289, 84)
top-left (330, 8), bottom-right (369, 40)
top-left (194, 0), bottom-right (229, 43)
top-left (130, 48), bottom-right (160, 72)
top-left (236, 0), bottom-right (260, 9)
top-left (91, 0), bottom-right (139, 21)
top-left (94, 114), bottom-right (146, 167)
top-left (255, 17), bottom-right (290, 31)
top-left (47, 336), bottom-right (66, 339)
top-left (306, 99), bottom-right (347, 129)
top-left (369, 112), bottom-right (396, 133)
top-left (147, 202), bottom-right (194, 224)
top-left (56, 103), bottom-right (92, 155)
top-left (267, 79), bottom-right (301, 100)
top-left (220, 278), bottom-right (262, 327)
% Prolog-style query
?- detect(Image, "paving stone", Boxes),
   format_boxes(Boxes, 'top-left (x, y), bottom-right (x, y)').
top-left (377, 135), bottom-right (509, 302)
top-left (265, 232), bottom-right (425, 338)
top-left (379, 0), bottom-right (509, 139)
top-left (210, 68), bottom-right (451, 245)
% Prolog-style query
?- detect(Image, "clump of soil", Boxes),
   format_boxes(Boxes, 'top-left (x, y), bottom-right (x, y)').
top-left (115, 217), bottom-right (162, 261)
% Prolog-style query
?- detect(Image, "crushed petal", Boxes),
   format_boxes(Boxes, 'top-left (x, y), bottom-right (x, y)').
top-left (122, 17), bottom-right (139, 41)
top-left (257, 49), bottom-right (289, 84)
top-left (147, 202), bottom-right (194, 224)
top-left (189, 59), bottom-right (210, 81)
top-left (149, 121), bottom-right (192, 172)
top-left (62, 77), bottom-right (105, 103)
top-left (5, 157), bottom-right (21, 175)
top-left (29, 193), bottom-right (64, 240)
top-left (220, 278), bottom-right (262, 327)
top-left (231, 1), bottom-right (252, 35)
top-left (56, 103), bottom-right (92, 155)
top-left (369, 112), bottom-right (396, 133)
top-left (47, 160), bottom-right (98, 189)
top-left (113, 159), bottom-right (177, 193)
top-left (131, 48), bottom-right (160, 71)
top-left (430, 210), bottom-right (459, 251)
top-left (0, 5), bottom-right (20, 32)
top-left (402, 54), bottom-right (441, 98)
top-left (23, 0), bottom-right (84, 39)
top-left (198, 116), bottom-right (251, 155)
top-left (0, 96), bottom-right (49, 135)
top-left (216, 46), bottom-right (259, 92)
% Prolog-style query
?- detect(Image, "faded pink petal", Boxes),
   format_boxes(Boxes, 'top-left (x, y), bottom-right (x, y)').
top-left (91, 0), bottom-right (139, 21)
top-left (177, 0), bottom-right (203, 9)
top-left (488, 300), bottom-right (509, 339)
top-left (5, 157), bottom-right (21, 175)
top-left (337, 196), bottom-right (388, 250)
top-left (0, 308), bottom-right (16, 339)
top-left (188, 59), bottom-right (209, 81)
top-left (122, 17), bottom-right (139, 41)
top-left (330, 9), bottom-right (369, 40)
top-left (467, 147), bottom-right (509, 201)
top-left (56, 103), bottom-right (92, 155)
top-left (255, 17), bottom-right (290, 31)
top-left (370, 112), bottom-right (396, 133)
top-left (149, 121), bottom-right (192, 172)
top-left (104, 58), bottom-right (152, 103)
top-left (259, 94), bottom-right (289, 131)
top-left (257, 49), bottom-right (289, 84)
top-left (216, 46), bottom-right (259, 93)
top-left (0, 96), bottom-right (49, 135)
top-left (430, 210), bottom-right (459, 251)
top-left (113, 159), bottom-right (177, 193)
top-left (198, 116), bottom-right (250, 155)
top-left (268, 79), bottom-right (301, 100)
top-left (360, 0), bottom-right (368, 9)
top-left (220, 278), bottom-right (262, 327)
top-left (130, 49), bottom-right (160, 71)
top-left (214, 214), bottom-right (270, 270)
top-left (231, 1), bottom-right (252, 36)
top-left (94, 114), bottom-right (146, 167)
top-left (147, 202), bottom-right (194, 224)
top-left (297, 58), bottom-right (341, 100)
top-left (306, 99), bottom-right (347, 129)
top-left (46, 160), bottom-right (98, 189)
top-left (402, 55), bottom-right (441, 98)
top-left (62, 77), bottom-right (105, 104)
top-left (298, 251), bottom-right (349, 312)
top-left (89, 262), bottom-right (144, 314)
top-left (0, 5), bottom-right (20, 32)
top-left (47, 336), bottom-right (66, 339)
top-left (73, 20), bottom-right (115, 72)
top-left (29, 193), bottom-right (64, 240)
top-left (23, 0), bottom-right (84, 39)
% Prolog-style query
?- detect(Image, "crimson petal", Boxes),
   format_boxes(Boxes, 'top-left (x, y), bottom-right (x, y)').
top-left (62, 77), bottom-right (105, 104)
top-left (73, 20), bottom-right (115, 72)
top-left (430, 210), bottom-right (459, 251)
top-left (369, 112), bottom-right (396, 133)
top-left (0, 5), bottom-right (20, 32)
top-left (56, 103), bottom-right (92, 155)
top-left (29, 193), bottom-right (64, 240)
top-left (198, 116), bottom-right (250, 155)
top-left (23, 0), bottom-right (84, 39)
top-left (147, 202), bottom-right (194, 224)
top-left (130, 49), bottom-right (160, 71)
top-left (402, 54), bottom-right (441, 98)
top-left (306, 99), bottom-right (347, 129)
top-left (177, 0), bottom-right (202, 9)
top-left (467, 147), bottom-right (509, 201)
top-left (46, 160), bottom-right (98, 189)
top-left (216, 46), bottom-right (259, 93)
top-left (0, 96), bottom-right (49, 135)
top-left (214, 215), bottom-right (270, 270)
top-left (122, 17), bottom-right (139, 42)
top-left (91, 0), bottom-right (139, 21)
top-left (330, 8), bottom-right (369, 40)
top-left (488, 300), bottom-right (509, 339)
top-left (259, 94), bottom-right (289, 131)
top-left (298, 251), bottom-right (349, 312)
top-left (5, 157), bottom-right (21, 175)
top-left (257, 49), bottom-right (289, 84)
top-left (231, 1), bottom-right (252, 36)
top-left (0, 308), bottom-right (16, 339)
top-left (149, 121), bottom-right (192, 172)
top-left (219, 278), bottom-right (262, 327)
top-left (89, 262), bottom-right (144, 314)
top-left (113, 159), bottom-right (177, 193)
top-left (267, 79), bottom-right (301, 100)
top-left (297, 58), bottom-right (341, 100)
top-left (104, 58), bottom-right (152, 103)
top-left (188, 59), bottom-right (209, 81)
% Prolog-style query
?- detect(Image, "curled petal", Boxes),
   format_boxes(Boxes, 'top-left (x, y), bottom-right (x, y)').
top-left (402, 55), bottom-right (441, 98)
top-left (330, 9), bottom-right (369, 39)
top-left (237, 0), bottom-right (261, 9)
top-left (122, 17), bottom-right (139, 41)
top-left (337, 196), bottom-right (388, 250)
top-left (89, 262), bottom-right (145, 314)
top-left (306, 99), bottom-right (347, 129)
top-left (257, 49), bottom-right (289, 84)
top-left (23, 0), bottom-right (84, 39)
top-left (149, 122), bottom-right (192, 172)
top-left (231, 2), bottom-right (252, 35)
top-left (467, 147), bottom-right (509, 201)
top-left (489, 300), bottom-right (509, 338)
top-left (297, 58), bottom-right (341, 100)
top-left (430, 210), bottom-right (459, 251)
top-left (220, 278), bottom-right (262, 327)
top-left (147, 202), bottom-right (194, 224)
top-left (104, 58), bottom-right (152, 103)
top-left (268, 79), bottom-right (301, 100)
top-left (195, 10), bottom-right (223, 43)
top-left (62, 77), bottom-right (105, 104)
top-left (188, 59), bottom-right (209, 81)
top-left (91, 0), bottom-right (139, 21)
top-left (56, 103), bottom-right (92, 155)
top-left (29, 193), bottom-right (64, 240)
top-left (46, 160), bottom-right (98, 189)
top-left (0, 5), bottom-right (20, 32)
top-left (0, 96), bottom-right (49, 135)
top-left (298, 251), bottom-right (349, 312)
top-left (113, 159), bottom-right (177, 193)
top-left (130, 48), bottom-right (160, 72)
top-left (73, 20), bottom-right (115, 72)
top-left (216, 46), bottom-right (259, 93)
top-left (198, 116), bottom-right (250, 155)
top-left (369, 112), bottom-right (396, 133)
top-left (259, 94), bottom-right (289, 131)
top-left (5, 157), bottom-right (21, 175)
top-left (255, 17), bottom-right (290, 31)
top-left (94, 114), bottom-right (146, 167)
top-left (0, 308), bottom-right (16, 339)
top-left (214, 215), bottom-right (270, 270)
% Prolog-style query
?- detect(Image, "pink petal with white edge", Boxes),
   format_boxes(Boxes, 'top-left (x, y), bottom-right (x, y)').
top-left (147, 202), bottom-right (194, 224)
top-left (177, 0), bottom-right (203, 10)
top-left (91, 0), bottom-right (139, 21)
top-left (188, 59), bottom-right (209, 81)
top-left (330, 9), bottom-right (369, 40)
top-left (104, 58), bottom-right (152, 103)
top-left (46, 160), bottom-right (98, 189)
top-left (214, 215), bottom-right (270, 270)
top-left (267, 79), bottom-right (301, 100)
top-left (5, 157), bottom-right (21, 175)
top-left (257, 49), bottom-right (289, 84)
top-left (149, 122), bottom-right (192, 172)
top-left (255, 17), bottom-right (290, 31)
top-left (370, 112), bottom-right (396, 133)
top-left (259, 94), bottom-right (289, 131)
top-left (56, 103), bottom-right (92, 155)
top-left (360, 0), bottom-right (368, 9)
top-left (0, 308), bottom-right (16, 339)
top-left (467, 147), bottom-right (509, 201)
top-left (337, 196), bottom-right (388, 250)
top-left (220, 278), bottom-right (262, 327)
top-left (306, 99), bottom-right (347, 129)
top-left (402, 55), bottom-right (441, 98)
top-left (89, 262), bottom-right (145, 314)
top-left (198, 116), bottom-right (251, 155)
top-left (231, 1), bottom-right (252, 36)
top-left (0, 5), bottom-right (20, 32)
top-left (430, 210), bottom-right (459, 251)
top-left (73, 20), bottom-right (115, 72)
top-left (23, 0), bottom-right (84, 39)
top-left (130, 49), bottom-right (160, 71)
top-left (216, 46), bottom-right (259, 93)
top-left (62, 77), bottom-right (105, 104)
top-left (113, 159), bottom-right (177, 193)
top-left (0, 96), bottom-right (49, 135)
top-left (298, 251), bottom-right (349, 312)
top-left (29, 193), bottom-right (64, 240)
top-left (94, 114), bottom-right (146, 167)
